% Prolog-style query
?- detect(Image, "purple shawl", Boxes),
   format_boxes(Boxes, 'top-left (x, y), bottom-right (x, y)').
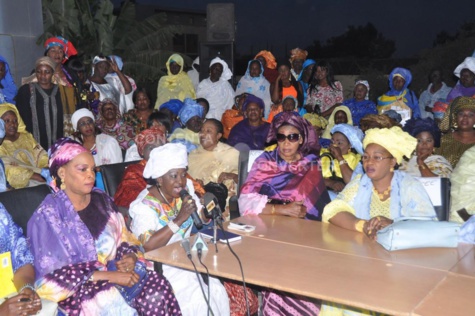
top-left (447, 83), bottom-right (475, 102)
top-left (240, 149), bottom-right (330, 221)
top-left (227, 118), bottom-right (270, 150)
top-left (27, 189), bottom-right (101, 279)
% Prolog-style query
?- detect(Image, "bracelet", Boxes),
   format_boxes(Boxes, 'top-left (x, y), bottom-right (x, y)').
top-left (354, 220), bottom-right (366, 233)
top-left (339, 159), bottom-right (348, 165)
top-left (89, 272), bottom-right (95, 282)
top-left (271, 204), bottom-right (276, 215)
top-left (18, 283), bottom-right (35, 293)
top-left (167, 220), bottom-right (180, 234)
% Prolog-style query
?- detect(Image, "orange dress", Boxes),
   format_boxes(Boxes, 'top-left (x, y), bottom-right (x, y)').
top-left (267, 85), bottom-right (298, 122)
top-left (221, 109), bottom-right (243, 139)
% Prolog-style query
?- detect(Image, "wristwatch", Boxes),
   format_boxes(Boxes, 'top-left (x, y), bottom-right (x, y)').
top-left (339, 159), bottom-right (348, 165)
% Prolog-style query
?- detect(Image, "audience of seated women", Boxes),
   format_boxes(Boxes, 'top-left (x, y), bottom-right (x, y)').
top-left (123, 87), bottom-right (156, 135)
top-left (0, 103), bottom-right (47, 189)
top-left (0, 55), bottom-right (18, 104)
top-left (446, 57), bottom-right (475, 102)
top-left (196, 57), bottom-right (235, 120)
top-left (168, 98), bottom-right (203, 153)
top-left (320, 126), bottom-right (437, 315)
top-left (436, 96), bottom-right (475, 167)
top-left (401, 117), bottom-right (452, 177)
top-left (155, 53), bottom-right (196, 109)
top-left (342, 80), bottom-right (378, 127)
top-left (129, 143), bottom-right (230, 315)
top-left (70, 108), bottom-right (122, 166)
top-left (96, 98), bottom-right (135, 150)
top-left (17, 57), bottom-right (72, 150)
top-left (188, 119), bottom-right (239, 213)
top-left (236, 59), bottom-right (272, 118)
top-left (28, 138), bottom-right (181, 315)
top-left (227, 94), bottom-right (271, 150)
top-left (306, 60), bottom-right (344, 117)
top-left (321, 124), bottom-right (363, 194)
top-left (377, 67), bottom-right (420, 123)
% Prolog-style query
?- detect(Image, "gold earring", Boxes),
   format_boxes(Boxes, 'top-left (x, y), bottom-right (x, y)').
top-left (60, 179), bottom-right (66, 190)
top-left (390, 167), bottom-right (394, 172)
top-left (453, 122), bottom-right (458, 129)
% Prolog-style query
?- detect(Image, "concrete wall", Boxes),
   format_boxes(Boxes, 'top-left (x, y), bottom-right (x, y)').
top-left (0, 0), bottom-right (44, 86)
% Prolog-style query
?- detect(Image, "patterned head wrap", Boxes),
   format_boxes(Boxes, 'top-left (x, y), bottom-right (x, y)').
top-left (209, 57), bottom-right (233, 81)
top-left (98, 98), bottom-right (122, 120)
top-left (166, 53), bottom-right (184, 75)
top-left (355, 80), bottom-right (370, 100)
top-left (0, 119), bottom-right (5, 139)
top-left (331, 124), bottom-right (364, 155)
top-left (71, 108), bottom-right (95, 132)
top-left (49, 138), bottom-right (89, 190)
top-left (363, 126), bottom-right (417, 164)
top-left (143, 143), bottom-right (188, 179)
top-left (268, 111), bottom-right (320, 155)
top-left (135, 127), bottom-right (167, 157)
top-left (0, 103), bottom-right (27, 133)
top-left (44, 36), bottom-right (78, 63)
top-left (303, 113), bottom-right (328, 129)
top-left (254, 50), bottom-right (277, 69)
top-left (359, 114), bottom-right (400, 131)
top-left (160, 99), bottom-right (185, 115)
top-left (179, 98), bottom-right (204, 125)
top-left (242, 94), bottom-right (265, 112)
top-left (289, 48), bottom-right (308, 62)
top-left (35, 56), bottom-right (57, 72)
top-left (439, 96), bottom-right (475, 132)
top-left (454, 57), bottom-right (475, 78)
top-left (403, 117), bottom-right (441, 148)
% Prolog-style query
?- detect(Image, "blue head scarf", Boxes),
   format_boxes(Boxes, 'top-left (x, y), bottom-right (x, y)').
top-left (331, 123), bottom-right (364, 155)
top-left (388, 67), bottom-right (412, 96)
top-left (0, 56), bottom-right (18, 104)
top-left (160, 99), bottom-right (184, 115)
top-left (179, 98), bottom-right (203, 125)
top-left (108, 55), bottom-right (124, 77)
top-left (298, 59), bottom-right (316, 81)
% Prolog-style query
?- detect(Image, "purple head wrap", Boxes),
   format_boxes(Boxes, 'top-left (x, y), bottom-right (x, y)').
top-left (49, 138), bottom-right (88, 191)
top-left (267, 111), bottom-right (320, 155)
top-left (242, 94), bottom-right (265, 112)
top-left (403, 117), bottom-right (441, 148)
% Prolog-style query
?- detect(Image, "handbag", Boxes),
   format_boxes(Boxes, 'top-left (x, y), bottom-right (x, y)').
top-left (376, 217), bottom-right (461, 251)
top-left (106, 259), bottom-right (148, 304)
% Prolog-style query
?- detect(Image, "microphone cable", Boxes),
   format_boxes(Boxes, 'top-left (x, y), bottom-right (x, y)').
top-left (197, 244), bottom-right (211, 316)
top-left (217, 221), bottom-right (251, 316)
top-left (186, 254), bottom-right (215, 316)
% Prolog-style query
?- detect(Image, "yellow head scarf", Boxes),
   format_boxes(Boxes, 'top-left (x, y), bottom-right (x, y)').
top-left (0, 103), bottom-right (27, 133)
top-left (166, 53), bottom-right (184, 75)
top-left (303, 113), bottom-right (328, 129)
top-left (322, 105), bottom-right (353, 139)
top-left (363, 126), bottom-right (416, 164)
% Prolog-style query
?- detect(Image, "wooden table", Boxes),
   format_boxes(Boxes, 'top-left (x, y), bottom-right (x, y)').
top-left (145, 215), bottom-right (475, 315)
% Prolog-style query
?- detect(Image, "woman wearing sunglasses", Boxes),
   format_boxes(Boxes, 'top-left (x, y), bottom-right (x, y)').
top-left (320, 126), bottom-right (437, 315)
top-left (239, 111), bottom-right (330, 221)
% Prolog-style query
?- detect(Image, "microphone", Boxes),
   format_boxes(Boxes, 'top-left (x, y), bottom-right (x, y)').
top-left (197, 242), bottom-right (203, 259)
top-left (203, 192), bottom-right (222, 219)
top-left (181, 238), bottom-right (192, 259)
top-left (179, 189), bottom-right (203, 229)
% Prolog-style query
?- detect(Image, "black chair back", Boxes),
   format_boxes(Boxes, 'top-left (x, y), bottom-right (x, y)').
top-left (0, 184), bottom-right (52, 234)
top-left (415, 177), bottom-right (451, 221)
top-left (99, 160), bottom-right (140, 197)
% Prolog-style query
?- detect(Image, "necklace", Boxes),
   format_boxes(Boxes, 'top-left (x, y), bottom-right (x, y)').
top-left (156, 185), bottom-right (178, 216)
top-left (373, 186), bottom-right (391, 200)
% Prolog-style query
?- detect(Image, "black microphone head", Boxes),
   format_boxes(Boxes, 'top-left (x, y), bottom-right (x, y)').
top-left (179, 189), bottom-right (189, 200)
top-left (197, 242), bottom-right (203, 250)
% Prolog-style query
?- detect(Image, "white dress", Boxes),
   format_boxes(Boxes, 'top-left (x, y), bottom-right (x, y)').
top-left (197, 78), bottom-right (235, 120)
top-left (129, 184), bottom-right (230, 316)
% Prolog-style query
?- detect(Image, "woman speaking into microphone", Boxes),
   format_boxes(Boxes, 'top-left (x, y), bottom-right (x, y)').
top-left (129, 143), bottom-right (230, 315)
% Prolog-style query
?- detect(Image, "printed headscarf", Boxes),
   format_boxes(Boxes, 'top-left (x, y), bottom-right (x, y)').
top-left (268, 111), bottom-right (320, 155)
top-left (135, 127), bottom-right (167, 157)
top-left (439, 96), bottom-right (475, 132)
top-left (178, 98), bottom-right (204, 125)
top-left (44, 36), bottom-right (78, 63)
top-left (254, 50), bottom-right (277, 69)
top-left (49, 138), bottom-right (88, 190)
top-left (289, 48), bottom-right (308, 62)
top-left (143, 143), bottom-right (187, 179)
top-left (303, 113), bottom-right (328, 129)
top-left (363, 126), bottom-right (417, 164)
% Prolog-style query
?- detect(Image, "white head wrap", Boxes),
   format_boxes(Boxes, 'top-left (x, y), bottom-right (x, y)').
top-left (454, 57), bottom-right (475, 78)
top-left (355, 80), bottom-right (370, 100)
top-left (210, 57), bottom-right (233, 81)
top-left (0, 119), bottom-right (5, 138)
top-left (143, 143), bottom-right (188, 179)
top-left (71, 108), bottom-right (95, 131)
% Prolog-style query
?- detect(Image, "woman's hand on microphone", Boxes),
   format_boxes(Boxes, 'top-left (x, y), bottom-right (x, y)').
top-left (174, 195), bottom-right (197, 226)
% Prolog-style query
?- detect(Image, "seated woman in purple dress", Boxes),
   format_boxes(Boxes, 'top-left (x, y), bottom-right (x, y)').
top-left (27, 138), bottom-right (181, 315)
top-left (342, 80), bottom-right (377, 127)
top-left (446, 57), bottom-right (475, 102)
top-left (227, 94), bottom-right (271, 150)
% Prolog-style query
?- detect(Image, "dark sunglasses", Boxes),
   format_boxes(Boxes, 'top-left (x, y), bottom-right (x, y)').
top-left (276, 133), bottom-right (301, 142)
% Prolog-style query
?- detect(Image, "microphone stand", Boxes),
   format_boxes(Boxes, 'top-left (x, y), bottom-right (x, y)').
top-left (211, 207), bottom-right (222, 253)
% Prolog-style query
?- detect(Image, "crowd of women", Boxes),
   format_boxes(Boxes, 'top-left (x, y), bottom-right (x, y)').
top-left (1, 35), bottom-right (475, 315)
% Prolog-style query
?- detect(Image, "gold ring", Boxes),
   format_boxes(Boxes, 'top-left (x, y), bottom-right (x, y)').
top-left (187, 200), bottom-right (193, 204)
top-left (126, 268), bottom-right (129, 272)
